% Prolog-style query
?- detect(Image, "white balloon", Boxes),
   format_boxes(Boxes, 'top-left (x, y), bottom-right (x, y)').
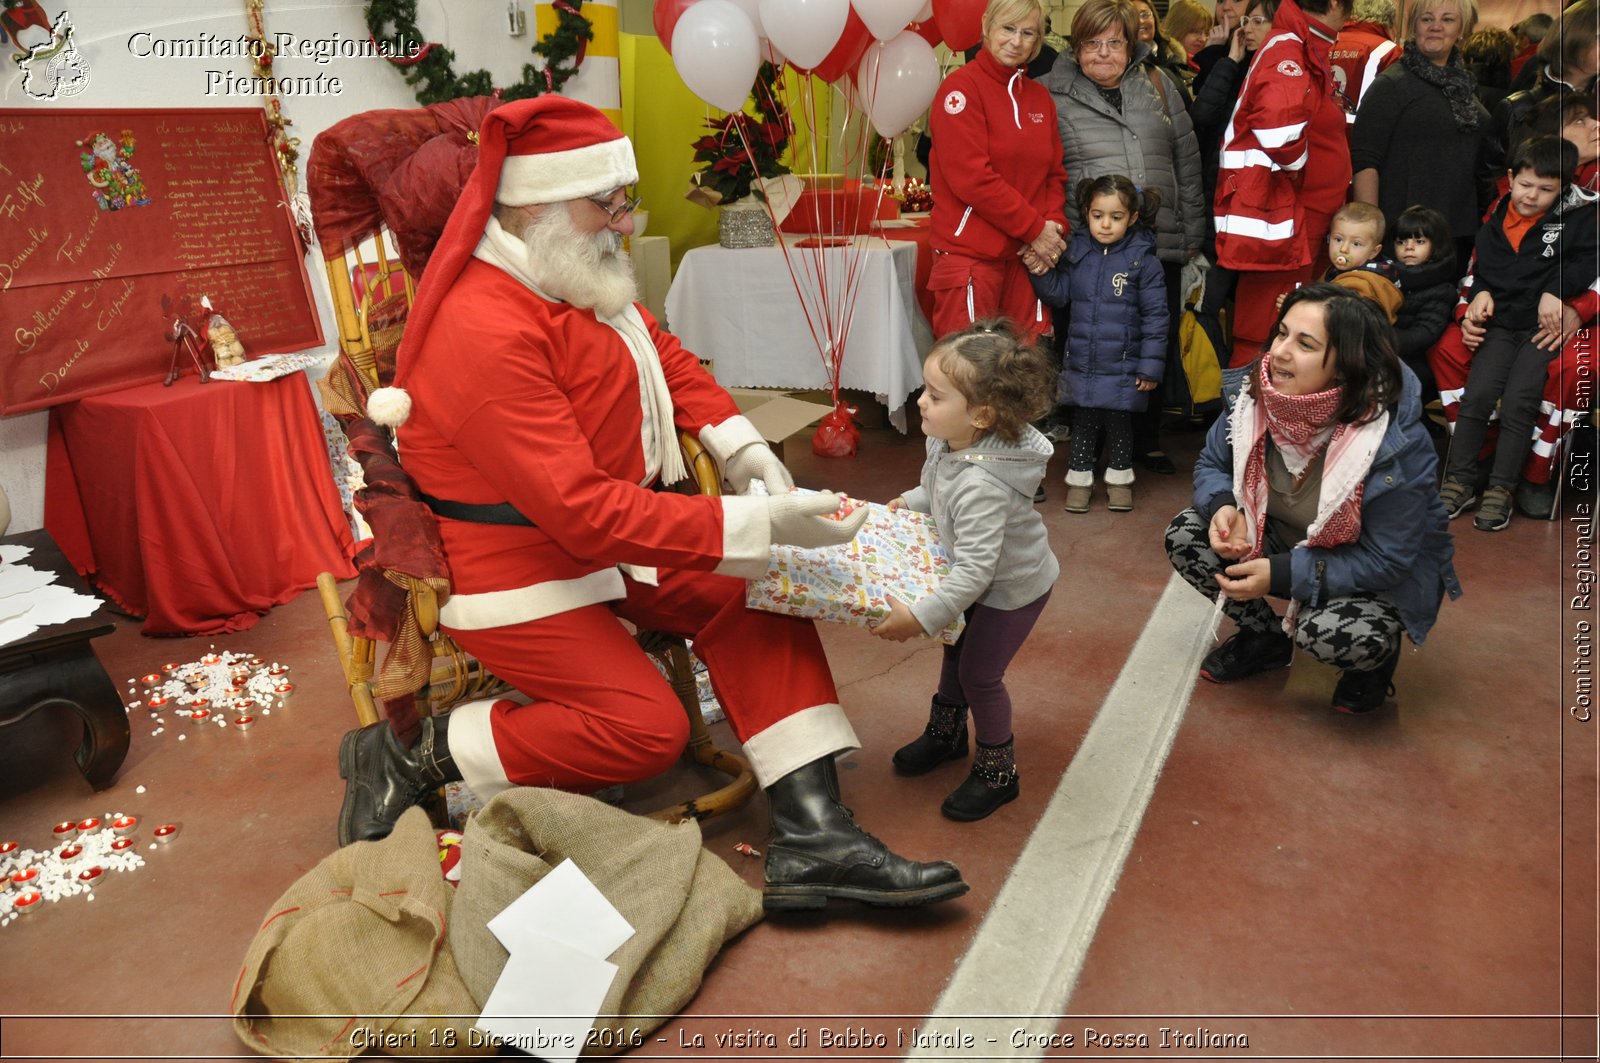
top-left (856, 31), bottom-right (940, 137)
top-left (673, 0), bottom-right (761, 111)
top-left (759, 0), bottom-right (849, 70)
top-left (914, 0), bottom-right (933, 21)
top-left (726, 0), bottom-right (767, 39)
top-left (851, 0), bottom-right (925, 41)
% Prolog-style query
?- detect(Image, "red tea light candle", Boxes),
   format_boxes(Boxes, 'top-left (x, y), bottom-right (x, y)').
top-left (273, 682), bottom-right (294, 700)
top-left (52, 821), bottom-right (77, 839)
top-left (111, 815), bottom-right (138, 836)
top-left (109, 837), bottom-right (136, 853)
top-left (153, 824), bottom-right (179, 843)
top-left (233, 715), bottom-right (257, 731)
top-left (76, 817), bottom-right (102, 835)
top-left (57, 844), bottom-right (84, 863)
top-left (10, 868), bottom-right (39, 887)
top-left (148, 695), bottom-right (169, 710)
top-left (161, 662), bottom-right (180, 673)
top-left (140, 673), bottom-right (163, 686)
top-left (232, 698), bottom-right (255, 714)
top-left (76, 866), bottom-right (104, 885)
top-left (200, 652), bottom-right (220, 664)
top-left (268, 663), bottom-right (289, 676)
top-left (0, 841), bottom-right (18, 858)
top-left (189, 708), bottom-right (211, 722)
top-left (12, 890), bottom-right (42, 914)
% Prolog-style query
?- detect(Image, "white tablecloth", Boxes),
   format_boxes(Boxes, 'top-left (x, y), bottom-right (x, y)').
top-left (664, 236), bottom-right (933, 426)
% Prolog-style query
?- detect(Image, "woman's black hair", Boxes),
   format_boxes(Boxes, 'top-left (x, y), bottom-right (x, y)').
top-left (1249, 282), bottom-right (1403, 425)
top-left (1073, 174), bottom-right (1162, 230)
top-left (1391, 204), bottom-right (1456, 271)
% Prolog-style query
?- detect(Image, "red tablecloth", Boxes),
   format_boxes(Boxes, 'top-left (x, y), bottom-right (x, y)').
top-left (45, 373), bottom-right (357, 636)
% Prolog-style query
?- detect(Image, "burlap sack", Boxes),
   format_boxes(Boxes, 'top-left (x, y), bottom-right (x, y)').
top-left (231, 807), bottom-right (490, 1060)
top-left (450, 789), bottom-right (764, 1055)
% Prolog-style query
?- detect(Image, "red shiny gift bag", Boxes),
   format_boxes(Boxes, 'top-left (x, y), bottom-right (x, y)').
top-left (812, 403), bottom-right (860, 457)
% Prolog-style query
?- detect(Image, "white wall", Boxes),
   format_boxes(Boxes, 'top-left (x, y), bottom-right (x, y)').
top-left (0, 0), bottom-right (619, 532)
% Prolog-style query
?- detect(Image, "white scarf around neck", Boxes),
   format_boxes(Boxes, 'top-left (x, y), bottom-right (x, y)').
top-left (474, 216), bottom-right (687, 486)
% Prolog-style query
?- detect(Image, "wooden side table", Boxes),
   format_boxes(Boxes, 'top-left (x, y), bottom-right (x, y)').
top-left (0, 529), bottom-right (128, 790)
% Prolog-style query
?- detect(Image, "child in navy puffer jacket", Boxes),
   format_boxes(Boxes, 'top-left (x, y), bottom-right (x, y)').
top-left (1031, 174), bottom-right (1169, 514)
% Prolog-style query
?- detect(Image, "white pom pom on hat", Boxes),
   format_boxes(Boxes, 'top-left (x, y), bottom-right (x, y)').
top-left (366, 386), bottom-right (412, 428)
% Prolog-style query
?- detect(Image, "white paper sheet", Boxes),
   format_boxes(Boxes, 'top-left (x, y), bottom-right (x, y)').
top-left (19, 583), bottom-right (100, 628)
top-left (0, 544), bottom-right (32, 564)
top-left (0, 563), bottom-right (55, 600)
top-left (475, 935), bottom-right (619, 1063)
top-left (487, 858), bottom-right (634, 959)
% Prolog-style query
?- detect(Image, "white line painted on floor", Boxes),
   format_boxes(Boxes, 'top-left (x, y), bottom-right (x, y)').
top-left (908, 572), bottom-right (1217, 1059)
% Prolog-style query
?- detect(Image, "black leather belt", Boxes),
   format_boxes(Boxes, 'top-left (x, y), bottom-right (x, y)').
top-left (420, 492), bottom-right (535, 527)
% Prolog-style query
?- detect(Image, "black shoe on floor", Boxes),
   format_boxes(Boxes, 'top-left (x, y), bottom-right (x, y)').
top-left (1135, 451), bottom-right (1177, 475)
top-left (1331, 643), bottom-right (1401, 714)
top-left (1200, 629), bottom-right (1293, 683)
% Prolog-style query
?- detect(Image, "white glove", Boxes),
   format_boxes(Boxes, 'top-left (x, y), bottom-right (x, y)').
top-left (768, 491), bottom-right (869, 550)
top-left (723, 441), bottom-right (795, 496)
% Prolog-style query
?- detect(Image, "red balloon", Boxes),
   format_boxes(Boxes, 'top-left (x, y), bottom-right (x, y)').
top-left (653, 0), bottom-right (699, 55)
top-left (932, 0), bottom-right (984, 52)
top-left (910, 19), bottom-right (944, 49)
top-left (806, 7), bottom-right (872, 82)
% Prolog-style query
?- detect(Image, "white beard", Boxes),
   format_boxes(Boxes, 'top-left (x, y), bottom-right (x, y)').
top-left (519, 203), bottom-right (639, 318)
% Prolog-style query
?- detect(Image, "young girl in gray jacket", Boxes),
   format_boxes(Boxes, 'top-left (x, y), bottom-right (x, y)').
top-left (873, 320), bottom-right (1060, 821)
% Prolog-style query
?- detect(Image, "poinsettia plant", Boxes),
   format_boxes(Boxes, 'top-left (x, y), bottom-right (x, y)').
top-left (687, 62), bottom-right (792, 206)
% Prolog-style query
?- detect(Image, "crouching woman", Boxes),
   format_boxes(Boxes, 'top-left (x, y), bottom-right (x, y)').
top-left (1164, 284), bottom-right (1461, 714)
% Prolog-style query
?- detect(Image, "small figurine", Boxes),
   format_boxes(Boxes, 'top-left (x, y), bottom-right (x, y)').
top-left (161, 293), bottom-right (211, 386)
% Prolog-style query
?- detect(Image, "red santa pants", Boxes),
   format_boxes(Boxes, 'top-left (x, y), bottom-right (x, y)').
top-left (928, 253), bottom-right (1049, 343)
top-left (443, 569), bottom-right (837, 791)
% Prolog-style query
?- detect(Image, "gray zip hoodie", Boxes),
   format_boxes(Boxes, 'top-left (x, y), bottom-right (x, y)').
top-left (900, 425), bottom-right (1060, 635)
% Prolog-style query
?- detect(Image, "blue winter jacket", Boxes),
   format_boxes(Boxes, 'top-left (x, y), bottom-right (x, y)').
top-left (1192, 364), bottom-right (1462, 645)
top-left (1030, 224), bottom-right (1167, 412)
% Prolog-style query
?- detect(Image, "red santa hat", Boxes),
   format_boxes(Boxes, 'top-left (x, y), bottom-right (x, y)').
top-left (366, 95), bottom-right (638, 428)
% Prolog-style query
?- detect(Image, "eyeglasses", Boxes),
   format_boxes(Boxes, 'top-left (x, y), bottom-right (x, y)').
top-left (588, 189), bottom-right (642, 224)
top-left (1241, 15), bottom-right (1270, 25)
top-left (1080, 37), bottom-right (1128, 53)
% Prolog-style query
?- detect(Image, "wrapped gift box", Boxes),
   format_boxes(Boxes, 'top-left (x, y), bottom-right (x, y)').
top-left (746, 497), bottom-right (964, 644)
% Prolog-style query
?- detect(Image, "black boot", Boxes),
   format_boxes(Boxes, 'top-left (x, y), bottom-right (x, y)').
top-left (941, 737), bottom-right (1019, 822)
top-left (891, 694), bottom-right (968, 775)
top-left (337, 714), bottom-right (461, 846)
top-left (763, 757), bottom-right (969, 911)
top-left (1330, 640), bottom-right (1402, 715)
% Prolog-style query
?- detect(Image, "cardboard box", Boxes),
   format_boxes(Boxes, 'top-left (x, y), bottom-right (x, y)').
top-left (727, 387), bottom-right (834, 463)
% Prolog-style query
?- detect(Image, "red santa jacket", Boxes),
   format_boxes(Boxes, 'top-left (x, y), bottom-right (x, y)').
top-left (1214, 0), bottom-right (1352, 271)
top-left (395, 261), bottom-right (747, 627)
top-left (928, 46), bottom-right (1068, 261)
top-left (1328, 19), bottom-right (1400, 127)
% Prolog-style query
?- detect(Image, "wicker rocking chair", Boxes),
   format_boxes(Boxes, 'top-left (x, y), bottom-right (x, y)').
top-left (307, 99), bottom-right (755, 824)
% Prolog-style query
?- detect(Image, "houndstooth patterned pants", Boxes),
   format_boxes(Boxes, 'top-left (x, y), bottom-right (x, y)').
top-left (1165, 507), bottom-right (1403, 672)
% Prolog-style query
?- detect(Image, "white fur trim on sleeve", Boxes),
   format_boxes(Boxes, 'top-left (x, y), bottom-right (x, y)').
top-left (698, 414), bottom-right (766, 467)
top-left (712, 494), bottom-right (772, 579)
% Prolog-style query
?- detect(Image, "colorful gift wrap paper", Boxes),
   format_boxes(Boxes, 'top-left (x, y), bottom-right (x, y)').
top-left (746, 498), bottom-right (964, 645)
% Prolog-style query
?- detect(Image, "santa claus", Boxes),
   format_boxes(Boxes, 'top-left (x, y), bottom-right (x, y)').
top-left (337, 95), bottom-right (967, 912)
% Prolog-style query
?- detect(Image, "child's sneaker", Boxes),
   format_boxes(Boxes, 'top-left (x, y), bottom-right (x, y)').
top-left (1438, 478), bottom-right (1477, 519)
top-left (1063, 484), bottom-right (1092, 513)
top-left (1473, 485), bottom-right (1514, 531)
top-left (1106, 484), bottom-right (1133, 511)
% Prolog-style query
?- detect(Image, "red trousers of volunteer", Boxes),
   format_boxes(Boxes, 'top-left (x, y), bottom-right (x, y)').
top-left (443, 568), bottom-right (836, 791)
top-left (929, 253), bottom-right (1049, 343)
top-left (1227, 211), bottom-right (1336, 368)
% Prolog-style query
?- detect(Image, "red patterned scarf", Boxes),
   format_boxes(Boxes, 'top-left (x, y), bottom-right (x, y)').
top-left (1230, 358), bottom-right (1389, 587)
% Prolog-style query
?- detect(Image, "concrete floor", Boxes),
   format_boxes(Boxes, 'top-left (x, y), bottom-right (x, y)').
top-left (0, 413), bottom-right (1595, 1062)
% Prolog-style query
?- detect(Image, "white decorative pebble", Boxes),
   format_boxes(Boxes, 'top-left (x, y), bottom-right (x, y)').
top-left (177, 734), bottom-right (186, 741)
top-left (87, 894), bottom-right (94, 902)
top-left (136, 786), bottom-right (146, 794)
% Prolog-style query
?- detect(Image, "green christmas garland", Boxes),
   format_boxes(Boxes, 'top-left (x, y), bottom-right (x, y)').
top-left (365, 0), bottom-right (593, 104)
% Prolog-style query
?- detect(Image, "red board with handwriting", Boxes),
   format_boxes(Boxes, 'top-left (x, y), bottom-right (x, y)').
top-left (0, 108), bottom-right (322, 415)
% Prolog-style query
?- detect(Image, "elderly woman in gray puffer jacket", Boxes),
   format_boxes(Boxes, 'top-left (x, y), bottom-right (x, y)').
top-left (1038, 0), bottom-right (1204, 473)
